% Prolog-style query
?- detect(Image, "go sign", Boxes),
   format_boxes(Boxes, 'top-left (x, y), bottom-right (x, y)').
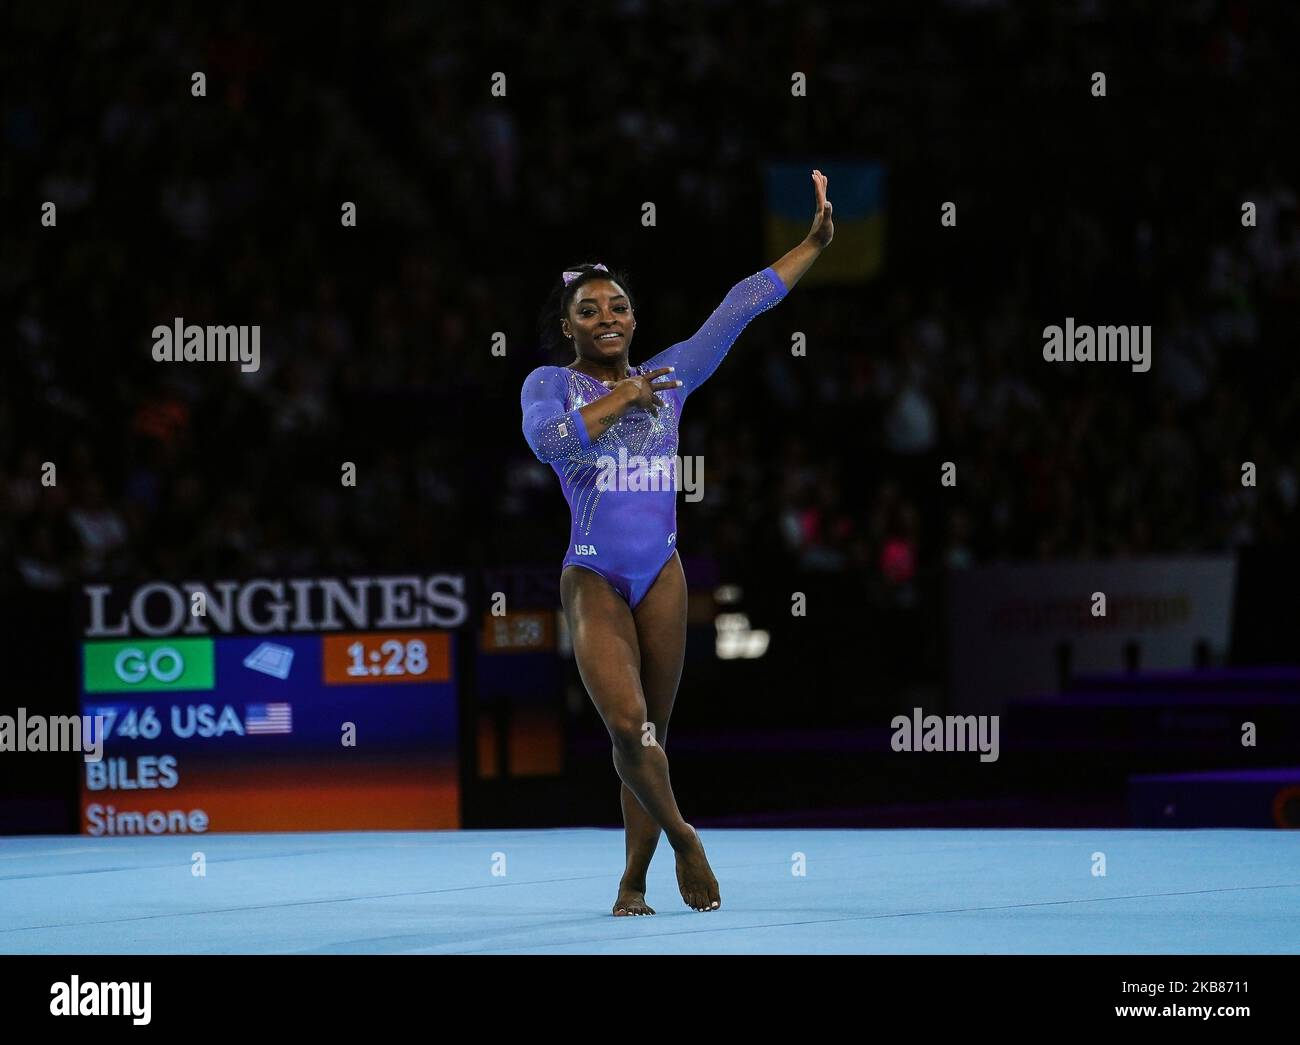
top-left (83, 639), bottom-right (215, 693)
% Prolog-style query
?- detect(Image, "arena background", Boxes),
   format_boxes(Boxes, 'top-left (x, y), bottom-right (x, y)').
top-left (3, 0), bottom-right (1300, 839)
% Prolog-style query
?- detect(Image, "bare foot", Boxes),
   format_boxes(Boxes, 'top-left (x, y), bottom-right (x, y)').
top-left (674, 824), bottom-right (720, 912)
top-left (612, 881), bottom-right (655, 916)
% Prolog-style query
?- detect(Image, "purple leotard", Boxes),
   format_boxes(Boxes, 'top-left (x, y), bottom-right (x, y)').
top-left (521, 266), bottom-right (788, 608)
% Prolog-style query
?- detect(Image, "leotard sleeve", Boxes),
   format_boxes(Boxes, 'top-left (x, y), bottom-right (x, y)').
top-left (521, 365), bottom-right (594, 463)
top-left (640, 267), bottom-right (788, 400)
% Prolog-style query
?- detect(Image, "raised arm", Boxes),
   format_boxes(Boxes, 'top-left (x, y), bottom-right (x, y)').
top-left (640, 168), bottom-right (833, 400)
top-left (769, 168), bottom-right (834, 290)
top-left (640, 268), bottom-right (789, 398)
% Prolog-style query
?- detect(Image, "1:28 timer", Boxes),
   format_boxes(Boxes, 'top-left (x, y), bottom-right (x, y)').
top-left (344, 638), bottom-right (430, 678)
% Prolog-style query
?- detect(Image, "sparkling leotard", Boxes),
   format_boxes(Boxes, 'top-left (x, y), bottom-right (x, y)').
top-left (521, 267), bottom-right (788, 608)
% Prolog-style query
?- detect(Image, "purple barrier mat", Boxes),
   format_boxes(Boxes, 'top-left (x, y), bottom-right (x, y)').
top-left (1011, 689), bottom-right (1300, 706)
top-left (1128, 766), bottom-right (1300, 827)
top-left (1070, 666), bottom-right (1300, 693)
top-left (1130, 767), bottom-right (1300, 785)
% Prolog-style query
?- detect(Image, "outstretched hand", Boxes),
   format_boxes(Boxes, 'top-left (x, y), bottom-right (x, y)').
top-left (807, 169), bottom-right (833, 248)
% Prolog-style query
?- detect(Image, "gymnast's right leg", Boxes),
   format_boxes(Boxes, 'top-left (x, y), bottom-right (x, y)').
top-left (560, 565), bottom-right (720, 912)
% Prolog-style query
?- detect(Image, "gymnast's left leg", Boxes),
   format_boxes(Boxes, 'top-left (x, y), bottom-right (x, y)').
top-left (613, 551), bottom-right (689, 916)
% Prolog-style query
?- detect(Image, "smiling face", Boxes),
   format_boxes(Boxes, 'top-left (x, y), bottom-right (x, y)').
top-left (561, 277), bottom-right (636, 366)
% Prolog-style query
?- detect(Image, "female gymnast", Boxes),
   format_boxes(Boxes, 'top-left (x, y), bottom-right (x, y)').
top-left (521, 169), bottom-right (833, 914)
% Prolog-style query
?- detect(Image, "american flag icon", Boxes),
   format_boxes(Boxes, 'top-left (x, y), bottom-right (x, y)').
top-left (245, 703), bottom-right (292, 735)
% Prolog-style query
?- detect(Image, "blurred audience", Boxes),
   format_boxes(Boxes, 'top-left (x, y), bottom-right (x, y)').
top-left (3, 0), bottom-right (1298, 626)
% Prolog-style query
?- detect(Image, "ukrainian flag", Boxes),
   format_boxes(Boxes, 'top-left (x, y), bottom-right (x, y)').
top-left (764, 161), bottom-right (886, 285)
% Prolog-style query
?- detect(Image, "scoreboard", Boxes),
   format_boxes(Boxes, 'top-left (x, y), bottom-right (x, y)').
top-left (78, 581), bottom-right (464, 835)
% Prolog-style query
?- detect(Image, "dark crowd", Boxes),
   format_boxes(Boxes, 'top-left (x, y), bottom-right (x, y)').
top-left (4, 0), bottom-right (1298, 627)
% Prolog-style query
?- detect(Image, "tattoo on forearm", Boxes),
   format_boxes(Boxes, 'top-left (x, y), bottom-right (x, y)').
top-left (598, 413), bottom-right (618, 427)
